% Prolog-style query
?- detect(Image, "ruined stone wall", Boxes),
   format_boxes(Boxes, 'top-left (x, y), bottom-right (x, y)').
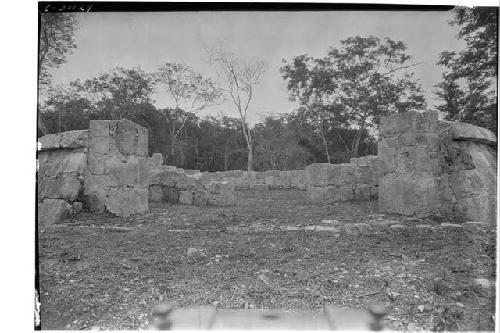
top-left (83, 119), bottom-right (150, 217)
top-left (378, 111), bottom-right (497, 225)
top-left (38, 130), bottom-right (89, 228)
top-left (304, 156), bottom-right (380, 204)
top-left (195, 169), bottom-right (307, 191)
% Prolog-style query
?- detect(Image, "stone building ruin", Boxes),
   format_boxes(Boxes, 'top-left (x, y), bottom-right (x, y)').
top-left (37, 112), bottom-right (497, 229)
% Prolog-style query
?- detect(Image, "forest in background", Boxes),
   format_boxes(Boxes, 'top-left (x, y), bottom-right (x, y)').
top-left (37, 7), bottom-right (497, 172)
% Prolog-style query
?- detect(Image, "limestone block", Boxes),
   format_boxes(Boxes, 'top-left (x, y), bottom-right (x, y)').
top-left (305, 163), bottom-right (329, 187)
top-left (38, 151), bottom-right (87, 178)
top-left (327, 163), bottom-right (356, 186)
top-left (107, 158), bottom-right (140, 186)
top-left (380, 111), bottom-right (438, 138)
top-left (250, 184), bottom-right (268, 190)
top-left (105, 187), bottom-right (148, 217)
top-left (38, 199), bottom-right (71, 229)
top-left (89, 120), bottom-right (110, 138)
top-left (178, 191), bottom-right (194, 205)
top-left (324, 185), bottom-right (355, 203)
top-left (59, 130), bottom-right (89, 149)
top-left (448, 122), bottom-right (497, 146)
top-left (378, 175), bottom-right (439, 217)
top-left (164, 187), bottom-right (180, 203)
top-left (87, 153), bottom-right (106, 175)
top-left (38, 134), bottom-right (60, 150)
top-left (90, 136), bottom-right (111, 155)
top-left (176, 175), bottom-right (198, 190)
top-left (116, 119), bottom-right (148, 157)
top-left (149, 184), bottom-right (164, 202)
top-left (278, 171), bottom-right (292, 188)
top-left (38, 174), bottom-right (81, 201)
top-left (265, 176), bottom-right (275, 188)
top-left (209, 181), bottom-right (235, 206)
top-left (377, 138), bottom-right (398, 174)
top-left (290, 170), bottom-right (306, 190)
top-left (355, 165), bottom-right (373, 185)
top-left (454, 194), bottom-right (496, 225)
top-left (83, 174), bottom-right (115, 195)
top-left (354, 184), bottom-right (376, 201)
top-left (158, 171), bottom-right (181, 187)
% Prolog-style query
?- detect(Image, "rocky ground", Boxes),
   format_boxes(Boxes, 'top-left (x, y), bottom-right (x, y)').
top-left (38, 189), bottom-right (496, 330)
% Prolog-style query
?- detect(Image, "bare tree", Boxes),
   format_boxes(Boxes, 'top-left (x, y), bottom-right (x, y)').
top-left (209, 47), bottom-right (267, 172)
top-left (155, 63), bottom-right (222, 160)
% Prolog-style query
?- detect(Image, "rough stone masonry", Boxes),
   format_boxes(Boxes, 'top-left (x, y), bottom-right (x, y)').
top-left (378, 110), bottom-right (497, 225)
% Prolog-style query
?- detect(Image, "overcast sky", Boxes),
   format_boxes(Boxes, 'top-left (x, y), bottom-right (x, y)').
top-left (49, 10), bottom-right (464, 124)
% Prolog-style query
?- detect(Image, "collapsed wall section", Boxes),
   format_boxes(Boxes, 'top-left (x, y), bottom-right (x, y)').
top-left (378, 111), bottom-right (497, 225)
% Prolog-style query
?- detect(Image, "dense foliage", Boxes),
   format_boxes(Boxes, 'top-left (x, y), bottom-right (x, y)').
top-left (434, 7), bottom-right (498, 134)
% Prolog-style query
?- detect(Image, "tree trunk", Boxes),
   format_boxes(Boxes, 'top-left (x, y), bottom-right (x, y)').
top-left (320, 130), bottom-right (331, 164)
top-left (352, 131), bottom-right (363, 158)
top-left (247, 141), bottom-right (253, 172)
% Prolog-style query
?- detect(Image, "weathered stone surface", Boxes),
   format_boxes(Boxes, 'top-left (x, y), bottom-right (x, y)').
top-left (90, 120), bottom-right (110, 138)
top-left (38, 151), bottom-right (87, 178)
top-left (38, 134), bottom-right (60, 150)
top-left (448, 122), bottom-right (497, 146)
top-left (378, 111), bottom-right (497, 225)
top-left (149, 184), bottom-right (164, 202)
top-left (59, 130), bottom-right (89, 149)
top-left (38, 174), bottom-right (81, 201)
top-left (379, 175), bottom-right (439, 217)
top-left (105, 187), bottom-right (148, 217)
top-left (250, 183), bottom-right (269, 191)
top-left (305, 163), bottom-right (329, 187)
top-left (209, 181), bottom-right (235, 206)
top-left (38, 199), bottom-right (71, 229)
top-left (164, 187), bottom-right (180, 203)
top-left (178, 191), bottom-right (194, 205)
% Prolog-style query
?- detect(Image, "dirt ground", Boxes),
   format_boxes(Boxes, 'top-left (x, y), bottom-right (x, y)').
top-left (38, 189), bottom-right (496, 330)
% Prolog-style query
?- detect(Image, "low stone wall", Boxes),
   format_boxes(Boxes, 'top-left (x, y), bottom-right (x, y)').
top-left (304, 155), bottom-right (380, 204)
top-left (378, 111), bottom-right (497, 225)
top-left (195, 169), bottom-right (307, 191)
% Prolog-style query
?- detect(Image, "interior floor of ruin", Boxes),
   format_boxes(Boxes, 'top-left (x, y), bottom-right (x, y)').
top-left (38, 189), bottom-right (496, 331)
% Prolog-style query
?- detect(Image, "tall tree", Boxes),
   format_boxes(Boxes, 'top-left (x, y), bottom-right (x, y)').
top-left (155, 63), bottom-right (222, 161)
top-left (38, 13), bottom-right (78, 135)
top-left (209, 47), bottom-right (268, 171)
top-left (72, 67), bottom-right (156, 120)
top-left (281, 36), bottom-right (426, 158)
top-left (434, 7), bottom-right (498, 134)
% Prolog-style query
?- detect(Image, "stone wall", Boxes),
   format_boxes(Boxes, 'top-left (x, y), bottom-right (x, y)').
top-left (194, 169), bottom-right (307, 191)
top-left (378, 111), bottom-right (497, 225)
top-left (304, 156), bottom-right (380, 204)
top-left (38, 130), bottom-right (89, 229)
top-left (83, 119), bottom-right (150, 217)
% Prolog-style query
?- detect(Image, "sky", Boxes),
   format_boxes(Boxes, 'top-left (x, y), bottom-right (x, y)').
top-left (49, 10), bottom-right (465, 124)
